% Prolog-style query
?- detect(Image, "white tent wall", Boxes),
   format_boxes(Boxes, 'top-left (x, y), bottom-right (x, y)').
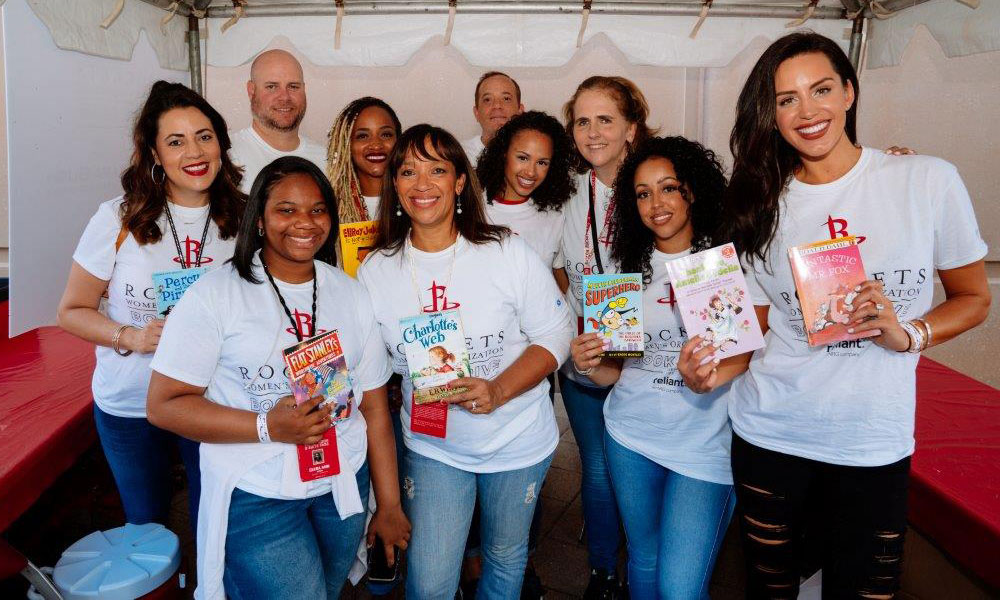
top-left (3, 0), bottom-right (187, 336)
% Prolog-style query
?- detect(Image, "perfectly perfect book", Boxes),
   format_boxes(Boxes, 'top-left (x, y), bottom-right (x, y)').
top-left (400, 310), bottom-right (471, 404)
top-left (665, 243), bottom-right (764, 359)
top-left (788, 236), bottom-right (880, 347)
top-left (581, 273), bottom-right (644, 357)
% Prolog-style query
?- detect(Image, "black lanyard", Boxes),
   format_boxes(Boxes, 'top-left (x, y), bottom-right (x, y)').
top-left (164, 203), bottom-right (211, 269)
top-left (262, 259), bottom-right (318, 343)
top-left (587, 174), bottom-right (605, 275)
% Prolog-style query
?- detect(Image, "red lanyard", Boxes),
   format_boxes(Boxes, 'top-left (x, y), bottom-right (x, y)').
top-left (584, 170), bottom-right (614, 274)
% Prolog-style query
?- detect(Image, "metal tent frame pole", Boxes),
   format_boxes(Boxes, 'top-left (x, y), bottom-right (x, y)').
top-left (187, 16), bottom-right (203, 95)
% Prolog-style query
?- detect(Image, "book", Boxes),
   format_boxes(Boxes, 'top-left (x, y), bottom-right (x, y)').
top-left (339, 220), bottom-right (378, 278)
top-left (788, 236), bottom-right (880, 347)
top-left (151, 267), bottom-right (206, 317)
top-left (283, 330), bottom-right (355, 481)
top-left (581, 273), bottom-right (644, 357)
top-left (400, 310), bottom-right (471, 404)
top-left (665, 243), bottom-right (765, 359)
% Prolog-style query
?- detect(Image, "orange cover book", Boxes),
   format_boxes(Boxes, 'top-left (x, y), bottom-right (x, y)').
top-left (787, 236), bottom-right (880, 347)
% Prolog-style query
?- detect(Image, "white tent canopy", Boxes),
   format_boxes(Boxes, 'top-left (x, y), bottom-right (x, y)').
top-left (16, 0), bottom-right (997, 72)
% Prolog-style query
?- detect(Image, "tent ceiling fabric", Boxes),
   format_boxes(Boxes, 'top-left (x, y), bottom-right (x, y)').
top-left (866, 0), bottom-right (998, 68)
top-left (24, 0), bottom-right (189, 70)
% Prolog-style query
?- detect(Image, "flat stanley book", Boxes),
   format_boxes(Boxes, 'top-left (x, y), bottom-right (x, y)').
top-left (581, 273), bottom-right (644, 357)
top-left (787, 236), bottom-right (880, 347)
top-left (283, 330), bottom-right (354, 481)
top-left (666, 243), bottom-right (765, 359)
top-left (400, 310), bottom-right (472, 404)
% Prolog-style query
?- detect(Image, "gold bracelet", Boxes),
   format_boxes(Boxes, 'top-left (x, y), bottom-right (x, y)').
top-left (112, 324), bottom-right (135, 357)
top-left (915, 317), bottom-right (933, 349)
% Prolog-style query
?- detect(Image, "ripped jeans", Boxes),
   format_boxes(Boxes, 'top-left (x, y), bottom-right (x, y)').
top-left (731, 434), bottom-right (910, 599)
top-left (403, 450), bottom-right (553, 600)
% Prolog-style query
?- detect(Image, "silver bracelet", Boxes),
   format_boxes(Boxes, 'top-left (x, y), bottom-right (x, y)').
top-left (111, 324), bottom-right (135, 357)
top-left (256, 411), bottom-right (271, 443)
top-left (901, 320), bottom-right (925, 353)
top-left (573, 363), bottom-right (594, 376)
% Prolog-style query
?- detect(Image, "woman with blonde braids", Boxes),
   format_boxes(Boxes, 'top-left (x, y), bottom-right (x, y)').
top-left (326, 97), bottom-right (402, 223)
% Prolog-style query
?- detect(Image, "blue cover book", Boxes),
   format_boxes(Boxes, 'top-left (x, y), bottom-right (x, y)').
top-left (151, 267), bottom-right (206, 317)
top-left (400, 310), bottom-right (472, 404)
top-left (581, 273), bottom-right (644, 357)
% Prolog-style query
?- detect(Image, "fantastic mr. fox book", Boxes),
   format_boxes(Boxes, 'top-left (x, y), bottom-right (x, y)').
top-left (788, 236), bottom-right (880, 347)
top-left (282, 330), bottom-right (354, 481)
top-left (665, 243), bottom-right (764, 359)
top-left (400, 310), bottom-right (471, 404)
top-left (581, 273), bottom-right (644, 357)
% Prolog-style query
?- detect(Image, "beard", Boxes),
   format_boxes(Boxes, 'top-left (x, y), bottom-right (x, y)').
top-left (251, 98), bottom-right (305, 133)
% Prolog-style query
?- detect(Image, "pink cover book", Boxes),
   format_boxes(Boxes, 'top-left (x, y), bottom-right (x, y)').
top-left (787, 236), bottom-right (880, 347)
top-left (665, 243), bottom-right (765, 359)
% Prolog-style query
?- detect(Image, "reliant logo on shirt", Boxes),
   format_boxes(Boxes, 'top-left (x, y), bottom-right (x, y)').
top-left (423, 281), bottom-right (460, 312)
top-left (171, 236), bottom-right (215, 267)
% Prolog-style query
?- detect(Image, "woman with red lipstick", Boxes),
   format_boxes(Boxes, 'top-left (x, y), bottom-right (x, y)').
top-left (477, 110), bottom-right (577, 291)
top-left (327, 97), bottom-right (403, 224)
top-left (57, 81), bottom-right (244, 532)
top-left (678, 32), bottom-right (990, 597)
top-left (558, 76), bottom-right (656, 598)
top-left (148, 156), bottom-right (409, 599)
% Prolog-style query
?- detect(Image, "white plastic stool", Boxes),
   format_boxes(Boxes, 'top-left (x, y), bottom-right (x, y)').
top-left (50, 523), bottom-right (180, 600)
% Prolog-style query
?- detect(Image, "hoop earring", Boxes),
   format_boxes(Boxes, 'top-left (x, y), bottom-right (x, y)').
top-left (257, 227), bottom-right (264, 237)
top-left (150, 164), bottom-right (165, 185)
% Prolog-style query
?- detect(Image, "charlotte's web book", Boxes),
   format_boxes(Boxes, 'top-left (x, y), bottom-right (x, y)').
top-left (283, 330), bottom-right (355, 481)
top-left (665, 243), bottom-right (764, 359)
top-left (339, 220), bottom-right (377, 278)
top-left (581, 273), bottom-right (644, 357)
top-left (151, 267), bottom-right (206, 317)
top-left (788, 236), bottom-right (879, 347)
top-left (400, 310), bottom-right (471, 404)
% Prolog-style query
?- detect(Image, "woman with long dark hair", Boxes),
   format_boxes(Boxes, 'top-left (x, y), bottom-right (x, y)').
top-left (57, 80), bottom-right (245, 529)
top-left (571, 136), bottom-right (734, 599)
top-left (559, 75), bottom-right (656, 597)
top-left (680, 32), bottom-right (990, 597)
top-left (357, 124), bottom-right (573, 598)
top-left (147, 156), bottom-right (409, 599)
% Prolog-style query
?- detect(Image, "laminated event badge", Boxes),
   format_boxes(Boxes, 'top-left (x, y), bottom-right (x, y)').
top-left (283, 330), bottom-right (353, 481)
top-left (399, 310), bottom-right (472, 439)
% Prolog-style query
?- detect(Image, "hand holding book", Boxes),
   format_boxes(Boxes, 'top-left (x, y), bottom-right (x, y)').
top-left (676, 335), bottom-right (722, 394)
top-left (842, 280), bottom-right (909, 352)
top-left (441, 377), bottom-right (506, 415)
top-left (571, 332), bottom-right (609, 375)
top-left (263, 394), bottom-right (333, 445)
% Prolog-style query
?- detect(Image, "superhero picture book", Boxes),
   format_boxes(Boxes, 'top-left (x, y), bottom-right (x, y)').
top-left (788, 236), bottom-right (880, 347)
top-left (581, 273), bottom-right (644, 357)
top-left (665, 243), bottom-right (764, 359)
top-left (283, 330), bottom-right (354, 481)
top-left (400, 310), bottom-right (471, 404)
top-left (151, 267), bottom-right (206, 317)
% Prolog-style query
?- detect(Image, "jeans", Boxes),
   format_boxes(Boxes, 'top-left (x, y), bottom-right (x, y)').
top-left (93, 404), bottom-right (201, 530)
top-left (605, 433), bottom-right (735, 599)
top-left (730, 433), bottom-right (910, 599)
top-left (403, 450), bottom-right (553, 600)
top-left (223, 463), bottom-right (370, 600)
top-left (557, 371), bottom-right (619, 570)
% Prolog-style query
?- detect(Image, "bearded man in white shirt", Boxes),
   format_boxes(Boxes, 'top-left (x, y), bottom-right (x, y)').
top-left (229, 49), bottom-right (328, 192)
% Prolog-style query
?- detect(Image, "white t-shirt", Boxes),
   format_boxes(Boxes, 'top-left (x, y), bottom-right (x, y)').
top-left (229, 126), bottom-right (328, 193)
top-left (72, 197), bottom-right (236, 418)
top-left (462, 135), bottom-right (486, 167)
top-left (485, 197), bottom-right (565, 269)
top-left (150, 256), bottom-right (392, 498)
top-left (604, 249), bottom-right (732, 485)
top-left (362, 195), bottom-right (381, 220)
top-left (728, 148), bottom-right (988, 467)
top-left (357, 235), bottom-right (574, 473)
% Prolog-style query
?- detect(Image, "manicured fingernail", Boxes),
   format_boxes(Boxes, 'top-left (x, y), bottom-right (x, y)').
top-left (845, 304), bottom-right (854, 311)
top-left (713, 358), bottom-right (720, 364)
top-left (854, 285), bottom-right (861, 292)
top-left (847, 328), bottom-right (854, 333)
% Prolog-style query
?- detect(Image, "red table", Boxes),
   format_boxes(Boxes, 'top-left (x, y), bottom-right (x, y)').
top-left (0, 301), bottom-right (96, 532)
top-left (911, 357), bottom-right (1000, 589)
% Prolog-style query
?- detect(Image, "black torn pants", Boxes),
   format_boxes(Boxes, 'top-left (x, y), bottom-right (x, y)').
top-left (731, 433), bottom-right (910, 599)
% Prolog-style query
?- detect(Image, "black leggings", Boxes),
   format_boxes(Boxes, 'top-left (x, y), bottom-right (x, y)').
top-left (731, 433), bottom-right (910, 599)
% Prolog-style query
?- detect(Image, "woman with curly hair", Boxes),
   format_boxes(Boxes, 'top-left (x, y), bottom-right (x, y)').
top-left (57, 80), bottom-right (245, 530)
top-left (326, 96), bottom-right (402, 224)
top-left (570, 136), bottom-right (735, 599)
top-left (476, 111), bottom-right (577, 289)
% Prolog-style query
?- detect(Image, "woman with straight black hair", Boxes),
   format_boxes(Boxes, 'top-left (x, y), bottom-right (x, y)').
top-left (358, 124), bottom-right (574, 599)
top-left (148, 156), bottom-right (410, 600)
top-left (58, 80), bottom-right (244, 531)
top-left (679, 31), bottom-right (990, 598)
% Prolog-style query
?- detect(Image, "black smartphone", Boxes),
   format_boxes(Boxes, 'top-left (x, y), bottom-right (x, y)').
top-left (367, 535), bottom-right (400, 583)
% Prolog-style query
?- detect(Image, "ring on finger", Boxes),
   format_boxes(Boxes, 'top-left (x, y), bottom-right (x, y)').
top-left (875, 302), bottom-right (885, 315)
top-left (470, 401), bottom-right (477, 411)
